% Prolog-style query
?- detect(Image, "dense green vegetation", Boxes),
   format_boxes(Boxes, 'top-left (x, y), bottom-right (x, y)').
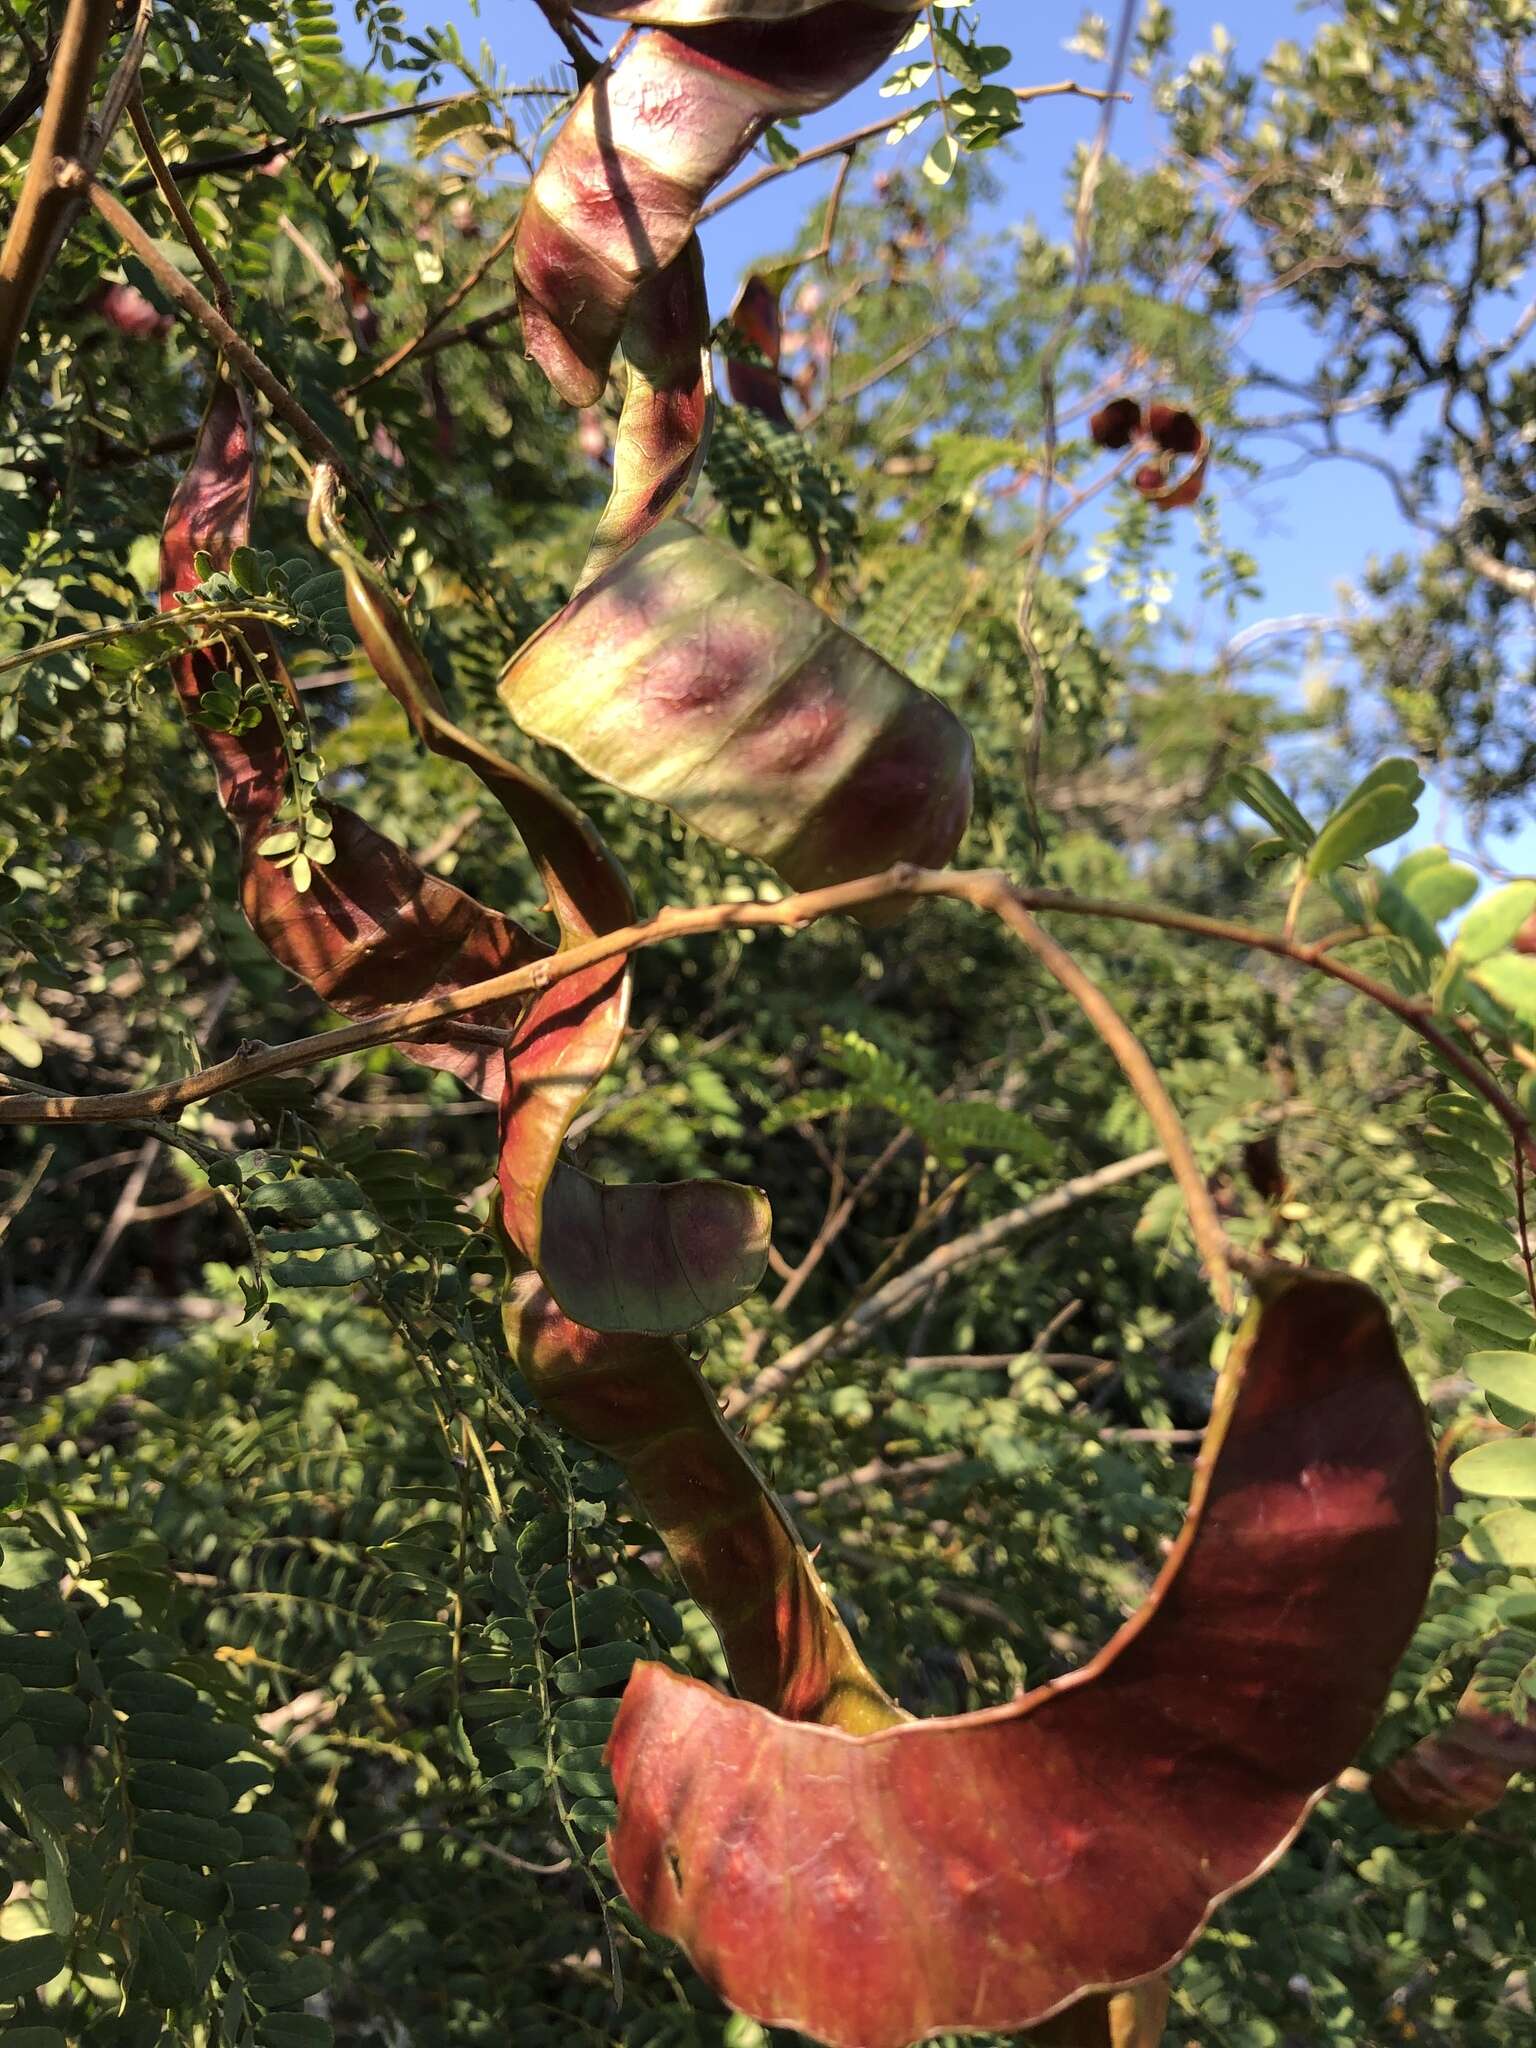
top-left (1, 4), bottom-right (1534, 2044)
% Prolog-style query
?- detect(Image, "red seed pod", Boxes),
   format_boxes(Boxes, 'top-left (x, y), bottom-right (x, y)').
top-left (1242, 1131), bottom-right (1289, 1205)
top-left (1160, 454), bottom-right (1208, 509)
top-left (1136, 451), bottom-right (1209, 510)
top-left (1147, 402), bottom-right (1203, 455)
top-left (94, 281), bottom-right (171, 341)
top-left (1372, 1676), bottom-right (1536, 1832)
top-left (1090, 397), bottom-right (1142, 449)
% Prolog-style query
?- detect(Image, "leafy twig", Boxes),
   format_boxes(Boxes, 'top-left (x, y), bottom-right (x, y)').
top-left (64, 164), bottom-right (390, 551)
top-left (699, 81), bottom-right (1130, 224)
top-left (115, 92), bottom-right (498, 197)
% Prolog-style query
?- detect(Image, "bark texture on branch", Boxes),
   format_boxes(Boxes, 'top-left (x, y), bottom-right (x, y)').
top-left (0, 0), bottom-right (117, 400)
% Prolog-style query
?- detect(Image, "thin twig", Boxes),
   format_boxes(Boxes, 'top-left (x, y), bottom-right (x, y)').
top-left (371, 297), bottom-right (520, 374)
top-left (67, 165), bottom-right (389, 551)
top-left (115, 93), bottom-right (498, 197)
top-left (989, 895), bottom-right (1233, 1311)
top-left (345, 214), bottom-right (522, 396)
top-left (1, 1292), bottom-right (234, 1334)
top-left (700, 81), bottom-right (1131, 224)
top-left (277, 212), bottom-right (344, 303)
top-left (0, 28), bottom-right (57, 153)
top-left (71, 1136), bottom-right (158, 1299)
top-left (2, 864), bottom-right (1528, 1180)
top-left (809, 315), bottom-right (961, 421)
top-left (724, 1148), bottom-right (1169, 1419)
top-left (127, 88), bottom-right (234, 317)
top-left (0, 1145), bottom-right (54, 1247)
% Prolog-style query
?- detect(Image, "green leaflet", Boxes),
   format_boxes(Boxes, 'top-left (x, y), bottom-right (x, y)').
top-left (1418, 1201), bottom-right (1517, 1265)
top-left (1466, 1352), bottom-right (1536, 1412)
top-left (1472, 953), bottom-right (1536, 1021)
top-left (1429, 1238), bottom-right (1525, 1297)
top-left (1422, 1164), bottom-right (1512, 1219)
top-left (0, 1934), bottom-right (66, 2000)
top-left (1426, 1098), bottom-right (1512, 1158)
top-left (1451, 1438), bottom-right (1536, 1500)
top-left (1440, 1287), bottom-right (1535, 1347)
top-left (1306, 772), bottom-right (1420, 878)
top-left (266, 1245), bottom-right (376, 1289)
top-left (1222, 763), bottom-right (1314, 848)
top-left (1454, 880), bottom-right (1536, 965)
top-left (1465, 1508), bottom-right (1536, 1566)
top-left (1395, 850), bottom-right (1477, 923)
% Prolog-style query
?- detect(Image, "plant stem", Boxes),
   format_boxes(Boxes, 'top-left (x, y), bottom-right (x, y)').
top-left (115, 92), bottom-right (506, 197)
top-left (985, 888), bottom-right (1233, 1313)
top-left (0, 602), bottom-right (296, 683)
top-left (699, 81), bottom-right (1130, 225)
top-left (127, 89), bottom-right (235, 318)
top-left (65, 165), bottom-right (390, 553)
top-left (3, 865), bottom-right (1527, 1181)
top-left (0, 0), bottom-right (117, 400)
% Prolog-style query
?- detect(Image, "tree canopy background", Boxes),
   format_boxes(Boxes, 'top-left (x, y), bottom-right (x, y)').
top-left (1, 3), bottom-right (1534, 2045)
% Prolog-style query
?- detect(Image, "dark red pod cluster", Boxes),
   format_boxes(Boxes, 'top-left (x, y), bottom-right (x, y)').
top-left (1089, 395), bottom-right (1209, 508)
top-left (1371, 1676), bottom-right (1536, 1832)
top-left (94, 279), bottom-right (171, 341)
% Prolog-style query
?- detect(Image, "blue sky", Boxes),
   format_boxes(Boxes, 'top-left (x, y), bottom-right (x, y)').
top-left (339, 0), bottom-right (1535, 876)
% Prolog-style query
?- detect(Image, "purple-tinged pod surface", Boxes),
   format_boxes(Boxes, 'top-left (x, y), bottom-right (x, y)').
top-left (577, 1), bottom-right (916, 20)
top-left (500, 523), bottom-right (973, 900)
top-left (605, 1272), bottom-right (1436, 2048)
top-left (512, 3), bottom-right (919, 409)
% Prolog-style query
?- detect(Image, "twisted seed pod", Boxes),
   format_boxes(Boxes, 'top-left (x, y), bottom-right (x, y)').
top-left (512, 2), bottom-right (919, 410)
top-left (1371, 1672), bottom-right (1536, 1831)
top-left (161, 381), bottom-right (540, 1100)
top-left (726, 270), bottom-right (792, 425)
top-left (577, 242), bottom-right (714, 590)
top-left (306, 467), bottom-right (770, 1334)
top-left (502, 521), bottom-right (973, 904)
top-left (163, 392), bottom-right (767, 1332)
top-left (605, 1272), bottom-right (1436, 2048)
top-left (507, 1), bottom-right (972, 897)
top-left (157, 12), bottom-right (1437, 2034)
top-left (505, 1276), bottom-right (899, 1732)
top-left (578, 1), bottom-right (915, 20)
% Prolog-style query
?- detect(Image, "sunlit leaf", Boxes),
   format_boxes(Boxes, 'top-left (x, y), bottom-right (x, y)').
top-left (1455, 881), bottom-right (1536, 966)
top-left (1449, 1437), bottom-right (1536, 1499)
